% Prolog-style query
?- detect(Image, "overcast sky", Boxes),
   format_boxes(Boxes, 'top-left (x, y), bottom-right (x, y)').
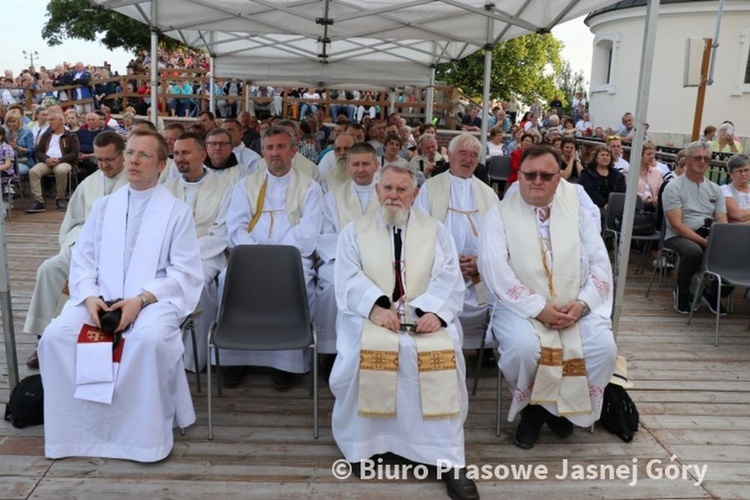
top-left (2, 1), bottom-right (594, 84)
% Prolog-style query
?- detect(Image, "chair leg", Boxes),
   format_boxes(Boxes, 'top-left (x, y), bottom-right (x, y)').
top-left (496, 362), bottom-right (503, 437)
top-left (312, 342), bottom-right (319, 440)
top-left (207, 344), bottom-right (214, 440)
top-left (687, 274), bottom-right (705, 326)
top-left (188, 319), bottom-right (201, 393)
top-left (714, 279), bottom-right (722, 347)
top-left (645, 263), bottom-right (659, 298)
top-left (472, 335), bottom-right (486, 396)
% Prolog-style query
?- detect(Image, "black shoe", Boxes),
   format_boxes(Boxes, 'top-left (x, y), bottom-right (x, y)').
top-left (443, 468), bottom-right (480, 500)
top-left (673, 288), bottom-right (694, 315)
top-left (26, 350), bottom-right (39, 369)
top-left (480, 348), bottom-right (496, 368)
top-left (701, 291), bottom-right (727, 316)
top-left (221, 366), bottom-right (246, 387)
top-left (26, 201), bottom-right (46, 213)
top-left (546, 414), bottom-right (574, 439)
top-left (272, 369), bottom-right (297, 390)
top-left (56, 199), bottom-right (67, 211)
top-left (321, 353), bottom-right (336, 384)
top-left (514, 405), bottom-right (546, 449)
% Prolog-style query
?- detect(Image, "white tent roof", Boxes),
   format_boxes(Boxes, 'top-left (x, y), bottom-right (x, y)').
top-left (91, 0), bottom-right (621, 85)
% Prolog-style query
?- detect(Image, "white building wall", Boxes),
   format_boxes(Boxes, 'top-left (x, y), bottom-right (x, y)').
top-left (587, 1), bottom-right (750, 149)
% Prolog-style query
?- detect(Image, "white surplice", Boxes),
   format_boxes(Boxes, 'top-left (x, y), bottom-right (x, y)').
top-left (218, 168), bottom-right (323, 372)
top-left (506, 180), bottom-right (603, 233)
top-left (330, 212), bottom-right (468, 467)
top-left (164, 168), bottom-right (232, 372)
top-left (233, 143), bottom-right (261, 174)
top-left (38, 184), bottom-right (204, 462)
top-left (24, 169), bottom-right (128, 336)
top-left (478, 197), bottom-right (617, 426)
top-left (257, 152), bottom-right (323, 185)
top-left (313, 181), bottom-right (377, 353)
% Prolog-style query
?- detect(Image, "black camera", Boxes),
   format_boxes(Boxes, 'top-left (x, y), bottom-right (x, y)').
top-left (98, 297), bottom-right (123, 349)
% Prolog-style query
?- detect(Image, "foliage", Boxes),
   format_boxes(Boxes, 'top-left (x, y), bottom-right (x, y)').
top-left (436, 33), bottom-right (564, 104)
top-left (555, 60), bottom-right (588, 116)
top-left (42, 0), bottom-right (184, 54)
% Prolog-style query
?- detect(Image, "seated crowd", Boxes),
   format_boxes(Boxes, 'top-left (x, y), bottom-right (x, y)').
top-left (8, 83), bottom-right (747, 499)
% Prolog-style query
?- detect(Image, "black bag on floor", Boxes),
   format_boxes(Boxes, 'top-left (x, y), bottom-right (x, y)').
top-left (4, 374), bottom-right (44, 429)
top-left (601, 382), bottom-right (639, 442)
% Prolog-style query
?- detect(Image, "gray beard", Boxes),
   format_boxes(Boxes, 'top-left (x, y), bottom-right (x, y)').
top-left (377, 204), bottom-right (409, 229)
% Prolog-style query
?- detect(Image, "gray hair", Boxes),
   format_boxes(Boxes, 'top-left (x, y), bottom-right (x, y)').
top-left (375, 161), bottom-right (418, 190)
top-left (684, 140), bottom-right (711, 157)
top-left (727, 153), bottom-right (750, 173)
top-left (262, 125), bottom-right (297, 149)
top-left (447, 132), bottom-right (481, 155)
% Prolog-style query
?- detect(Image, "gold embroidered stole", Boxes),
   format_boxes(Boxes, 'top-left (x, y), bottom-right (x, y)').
top-left (243, 169), bottom-right (311, 236)
top-left (355, 211), bottom-right (460, 419)
top-left (332, 181), bottom-right (378, 230)
top-left (499, 182), bottom-right (591, 416)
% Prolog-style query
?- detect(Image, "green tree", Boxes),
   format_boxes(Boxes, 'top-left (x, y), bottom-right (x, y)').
top-left (42, 0), bottom-right (183, 54)
top-left (555, 60), bottom-right (588, 116)
top-left (436, 33), bottom-right (564, 104)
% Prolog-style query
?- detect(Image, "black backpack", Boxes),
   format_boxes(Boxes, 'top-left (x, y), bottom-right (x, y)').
top-left (4, 374), bottom-right (44, 429)
top-left (601, 383), bottom-right (639, 442)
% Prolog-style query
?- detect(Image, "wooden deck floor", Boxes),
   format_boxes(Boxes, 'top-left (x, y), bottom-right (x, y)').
top-left (1, 198), bottom-right (749, 499)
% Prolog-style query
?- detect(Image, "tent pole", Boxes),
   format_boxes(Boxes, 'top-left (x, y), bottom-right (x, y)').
top-left (0, 204), bottom-right (18, 388)
top-left (388, 89), bottom-right (396, 116)
top-left (611, 0), bottom-right (661, 339)
top-left (425, 67), bottom-right (435, 125)
top-left (149, 3), bottom-right (158, 126)
top-left (209, 53), bottom-right (216, 115)
top-left (480, 44), bottom-right (492, 156)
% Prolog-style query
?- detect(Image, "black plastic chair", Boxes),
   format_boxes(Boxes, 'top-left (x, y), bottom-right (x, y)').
top-left (487, 156), bottom-right (512, 197)
top-left (687, 223), bottom-right (750, 346)
top-left (207, 245), bottom-right (318, 439)
top-left (602, 192), bottom-right (660, 276)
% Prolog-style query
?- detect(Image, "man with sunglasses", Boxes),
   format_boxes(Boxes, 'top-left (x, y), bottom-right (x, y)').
top-left (662, 140), bottom-right (728, 314)
top-left (479, 144), bottom-right (617, 450)
top-left (24, 131), bottom-right (129, 369)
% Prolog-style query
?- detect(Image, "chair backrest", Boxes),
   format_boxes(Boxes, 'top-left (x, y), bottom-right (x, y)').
top-left (215, 244), bottom-right (312, 350)
top-left (488, 156), bottom-right (512, 181)
top-left (703, 223), bottom-right (750, 275)
top-left (605, 192), bottom-right (626, 231)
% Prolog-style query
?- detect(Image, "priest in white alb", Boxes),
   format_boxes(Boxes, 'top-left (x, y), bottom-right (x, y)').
top-left (414, 132), bottom-right (499, 348)
top-left (478, 144), bottom-right (617, 450)
top-left (219, 125), bottom-right (323, 389)
top-left (38, 130), bottom-right (204, 462)
top-left (164, 132), bottom-right (232, 373)
top-left (314, 141), bottom-right (379, 360)
top-left (24, 131), bottom-right (129, 369)
top-left (330, 162), bottom-right (479, 500)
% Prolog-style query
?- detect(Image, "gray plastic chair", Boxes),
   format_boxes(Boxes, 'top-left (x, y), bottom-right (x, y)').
top-left (207, 245), bottom-right (318, 439)
top-left (645, 217), bottom-right (680, 297)
top-left (687, 223), bottom-right (750, 346)
top-left (602, 192), bottom-right (660, 275)
top-left (487, 156), bottom-right (512, 197)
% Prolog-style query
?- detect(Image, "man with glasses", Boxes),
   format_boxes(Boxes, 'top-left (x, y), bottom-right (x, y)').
top-left (204, 127), bottom-right (251, 185)
top-left (27, 110), bottom-right (80, 213)
top-left (24, 131), bottom-right (129, 369)
top-left (663, 141), bottom-right (728, 314)
top-left (479, 144), bottom-right (616, 450)
top-left (38, 129), bottom-right (203, 462)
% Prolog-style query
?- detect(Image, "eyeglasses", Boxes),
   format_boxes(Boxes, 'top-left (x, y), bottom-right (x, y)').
top-left (732, 168), bottom-right (750, 175)
top-left (124, 150), bottom-right (155, 160)
top-left (689, 155), bottom-right (712, 163)
top-left (95, 152), bottom-right (122, 164)
top-left (519, 170), bottom-right (558, 182)
top-left (205, 141), bottom-right (232, 148)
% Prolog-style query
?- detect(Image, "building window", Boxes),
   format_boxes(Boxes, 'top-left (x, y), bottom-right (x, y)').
top-left (591, 32), bottom-right (619, 94)
top-left (734, 25), bottom-right (750, 95)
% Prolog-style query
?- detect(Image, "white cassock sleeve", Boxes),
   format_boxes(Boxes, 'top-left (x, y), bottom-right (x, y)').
top-left (68, 201), bottom-right (102, 304)
top-left (226, 181), bottom-right (257, 247)
top-left (412, 183), bottom-right (431, 216)
top-left (277, 183), bottom-right (323, 258)
top-left (575, 209), bottom-right (614, 318)
top-left (317, 191), bottom-right (341, 263)
top-left (58, 182), bottom-right (88, 249)
top-left (478, 205), bottom-right (547, 319)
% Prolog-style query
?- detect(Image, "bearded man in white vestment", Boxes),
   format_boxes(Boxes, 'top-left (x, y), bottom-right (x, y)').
top-left (165, 132), bottom-right (232, 373)
top-left (219, 125), bottom-right (323, 389)
top-left (313, 142), bottom-right (379, 365)
top-left (24, 131), bottom-right (129, 369)
top-left (330, 163), bottom-right (479, 500)
top-left (38, 130), bottom-right (204, 462)
top-left (414, 133), bottom-right (499, 349)
top-left (478, 145), bottom-right (616, 450)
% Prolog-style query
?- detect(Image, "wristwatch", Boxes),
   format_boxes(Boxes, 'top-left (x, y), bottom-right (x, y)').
top-left (137, 293), bottom-right (150, 309)
top-left (577, 299), bottom-right (590, 317)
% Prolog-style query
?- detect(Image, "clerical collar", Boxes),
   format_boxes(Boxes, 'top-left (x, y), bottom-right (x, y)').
top-left (127, 184), bottom-right (157, 199)
top-left (354, 182), bottom-right (374, 192)
top-left (268, 168), bottom-right (293, 181)
top-left (182, 167), bottom-right (209, 183)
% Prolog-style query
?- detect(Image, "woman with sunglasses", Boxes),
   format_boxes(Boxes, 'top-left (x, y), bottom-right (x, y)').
top-left (722, 154), bottom-right (750, 223)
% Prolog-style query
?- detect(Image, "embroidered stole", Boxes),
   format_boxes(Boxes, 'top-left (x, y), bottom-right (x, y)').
top-left (499, 182), bottom-right (591, 416)
top-left (355, 211), bottom-right (460, 419)
top-left (332, 181), bottom-right (378, 230)
top-left (243, 169), bottom-right (311, 236)
top-left (425, 173), bottom-right (497, 233)
top-left (165, 171), bottom-right (228, 239)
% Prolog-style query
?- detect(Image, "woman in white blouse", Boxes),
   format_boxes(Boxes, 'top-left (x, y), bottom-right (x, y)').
top-left (723, 154), bottom-right (750, 223)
